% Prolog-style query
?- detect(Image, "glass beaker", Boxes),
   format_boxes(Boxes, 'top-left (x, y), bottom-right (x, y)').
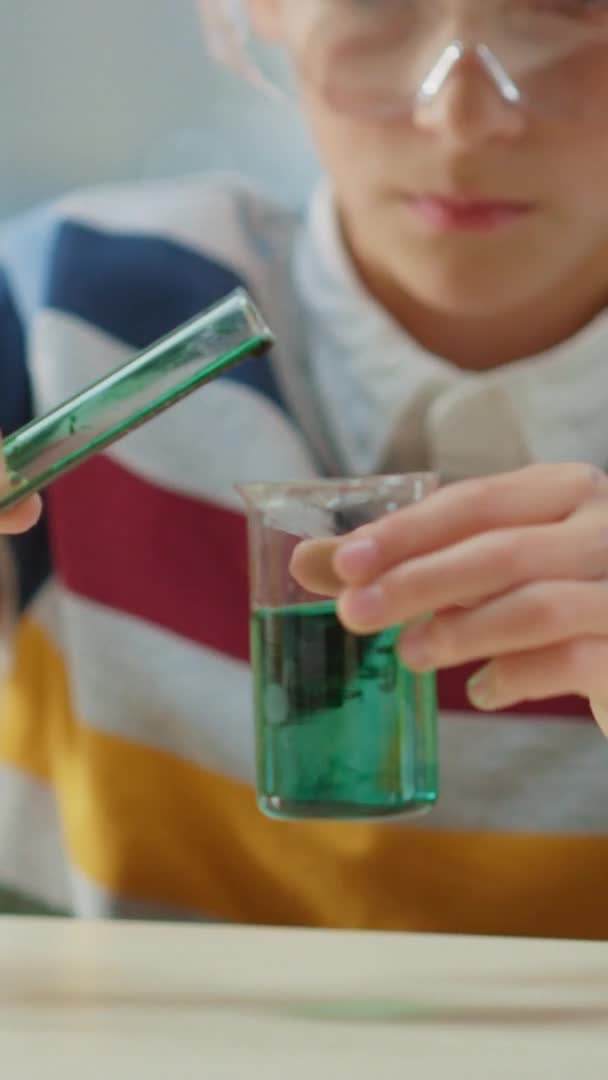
top-left (237, 474), bottom-right (439, 821)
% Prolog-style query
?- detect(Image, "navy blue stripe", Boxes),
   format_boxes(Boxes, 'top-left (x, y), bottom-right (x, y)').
top-left (0, 267), bottom-right (50, 606)
top-left (9, 513), bottom-right (51, 610)
top-left (45, 221), bottom-right (285, 411)
top-left (0, 268), bottom-right (31, 437)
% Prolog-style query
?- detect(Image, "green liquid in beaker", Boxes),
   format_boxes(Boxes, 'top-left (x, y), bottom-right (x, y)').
top-left (251, 600), bottom-right (438, 820)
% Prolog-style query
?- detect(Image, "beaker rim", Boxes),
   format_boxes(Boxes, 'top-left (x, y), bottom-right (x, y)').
top-left (236, 473), bottom-right (439, 507)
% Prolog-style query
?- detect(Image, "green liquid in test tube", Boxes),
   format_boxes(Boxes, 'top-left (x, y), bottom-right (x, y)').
top-left (0, 288), bottom-right (273, 510)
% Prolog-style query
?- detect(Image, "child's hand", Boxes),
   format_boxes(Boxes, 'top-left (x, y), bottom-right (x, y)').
top-left (0, 497), bottom-right (41, 534)
top-left (290, 464), bottom-right (608, 735)
top-left (0, 452), bottom-right (42, 534)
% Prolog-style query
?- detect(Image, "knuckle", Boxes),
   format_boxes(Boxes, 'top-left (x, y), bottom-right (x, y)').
top-left (428, 618), bottom-right (455, 662)
top-left (370, 511), bottom-right (403, 549)
top-left (564, 510), bottom-right (608, 580)
top-left (523, 585), bottom-right (567, 632)
top-left (392, 560), bottom-right (423, 603)
top-left (559, 639), bottom-right (592, 681)
top-left (491, 531), bottom-right (528, 579)
top-left (461, 477), bottom-right (499, 528)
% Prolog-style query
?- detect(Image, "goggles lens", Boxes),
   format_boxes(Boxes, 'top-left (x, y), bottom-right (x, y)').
top-left (204, 1), bottom-right (608, 123)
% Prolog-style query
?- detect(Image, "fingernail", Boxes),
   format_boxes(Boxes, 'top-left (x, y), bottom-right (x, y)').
top-left (340, 584), bottom-right (385, 625)
top-left (467, 664), bottom-right (497, 710)
top-left (334, 537), bottom-right (379, 580)
top-left (399, 625), bottom-right (434, 668)
top-left (591, 699), bottom-right (608, 737)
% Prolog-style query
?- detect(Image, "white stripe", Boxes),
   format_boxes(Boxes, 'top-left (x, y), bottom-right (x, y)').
top-left (29, 310), bottom-right (317, 510)
top-left (27, 585), bottom-right (608, 834)
top-left (41, 588), bottom-right (257, 783)
top-left (52, 172), bottom-right (295, 273)
top-left (4, 174), bottom-right (296, 359)
top-left (26, 579), bottom-right (63, 649)
top-left (417, 710), bottom-right (608, 836)
top-left (0, 763), bottom-right (71, 911)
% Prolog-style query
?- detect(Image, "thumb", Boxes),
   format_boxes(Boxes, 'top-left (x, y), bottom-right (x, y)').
top-left (0, 439), bottom-right (42, 534)
top-left (590, 699), bottom-right (608, 738)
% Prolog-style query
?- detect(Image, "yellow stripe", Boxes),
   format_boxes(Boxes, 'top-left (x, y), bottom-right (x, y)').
top-left (2, 616), bottom-right (608, 938)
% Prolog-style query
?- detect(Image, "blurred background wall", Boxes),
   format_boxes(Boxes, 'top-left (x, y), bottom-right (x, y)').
top-left (0, 0), bottom-right (318, 221)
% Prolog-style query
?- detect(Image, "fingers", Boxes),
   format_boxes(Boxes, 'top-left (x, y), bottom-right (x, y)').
top-left (395, 580), bottom-right (608, 671)
top-left (0, 494), bottom-right (42, 534)
top-left (0, 442), bottom-right (43, 534)
top-left (336, 507), bottom-right (608, 634)
top-left (462, 638), bottom-right (608, 714)
top-left (289, 537), bottom-right (343, 597)
top-left (290, 466), bottom-right (608, 603)
top-left (590, 700), bottom-right (608, 737)
top-left (333, 463), bottom-right (606, 587)
top-left (289, 465), bottom-right (608, 731)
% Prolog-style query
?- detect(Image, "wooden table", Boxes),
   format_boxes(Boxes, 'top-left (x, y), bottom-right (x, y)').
top-left (0, 918), bottom-right (606, 1078)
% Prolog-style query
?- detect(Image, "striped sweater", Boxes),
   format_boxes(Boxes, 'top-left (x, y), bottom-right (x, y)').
top-left (1, 172), bottom-right (607, 935)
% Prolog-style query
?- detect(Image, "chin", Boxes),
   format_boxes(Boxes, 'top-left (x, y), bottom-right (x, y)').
top-left (399, 256), bottom-right (545, 319)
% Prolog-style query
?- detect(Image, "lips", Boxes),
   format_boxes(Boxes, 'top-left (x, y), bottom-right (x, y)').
top-left (404, 193), bottom-right (533, 232)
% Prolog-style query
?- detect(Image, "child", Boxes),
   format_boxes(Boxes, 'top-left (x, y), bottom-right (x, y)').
top-left (1, 0), bottom-right (607, 936)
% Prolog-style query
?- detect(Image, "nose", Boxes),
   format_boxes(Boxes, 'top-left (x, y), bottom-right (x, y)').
top-left (411, 42), bottom-right (526, 144)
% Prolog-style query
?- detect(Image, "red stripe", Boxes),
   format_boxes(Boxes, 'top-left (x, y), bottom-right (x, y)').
top-left (47, 455), bottom-right (591, 721)
top-left (48, 455), bottom-right (250, 661)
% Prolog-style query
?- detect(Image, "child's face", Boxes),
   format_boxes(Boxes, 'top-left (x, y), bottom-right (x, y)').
top-left (245, 1), bottom-right (608, 320)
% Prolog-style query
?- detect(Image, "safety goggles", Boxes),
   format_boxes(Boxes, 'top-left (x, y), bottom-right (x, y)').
top-left (203, 1), bottom-right (608, 125)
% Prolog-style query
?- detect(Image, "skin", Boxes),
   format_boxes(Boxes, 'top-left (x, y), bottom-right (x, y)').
top-left (0, 452), bottom-right (41, 534)
top-left (241, 1), bottom-right (608, 730)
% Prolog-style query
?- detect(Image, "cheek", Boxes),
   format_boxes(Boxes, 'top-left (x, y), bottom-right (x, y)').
top-left (545, 132), bottom-right (608, 224)
top-left (301, 93), bottom-right (388, 198)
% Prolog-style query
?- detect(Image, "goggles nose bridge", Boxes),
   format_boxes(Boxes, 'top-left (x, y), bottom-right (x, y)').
top-left (416, 39), bottom-right (522, 108)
